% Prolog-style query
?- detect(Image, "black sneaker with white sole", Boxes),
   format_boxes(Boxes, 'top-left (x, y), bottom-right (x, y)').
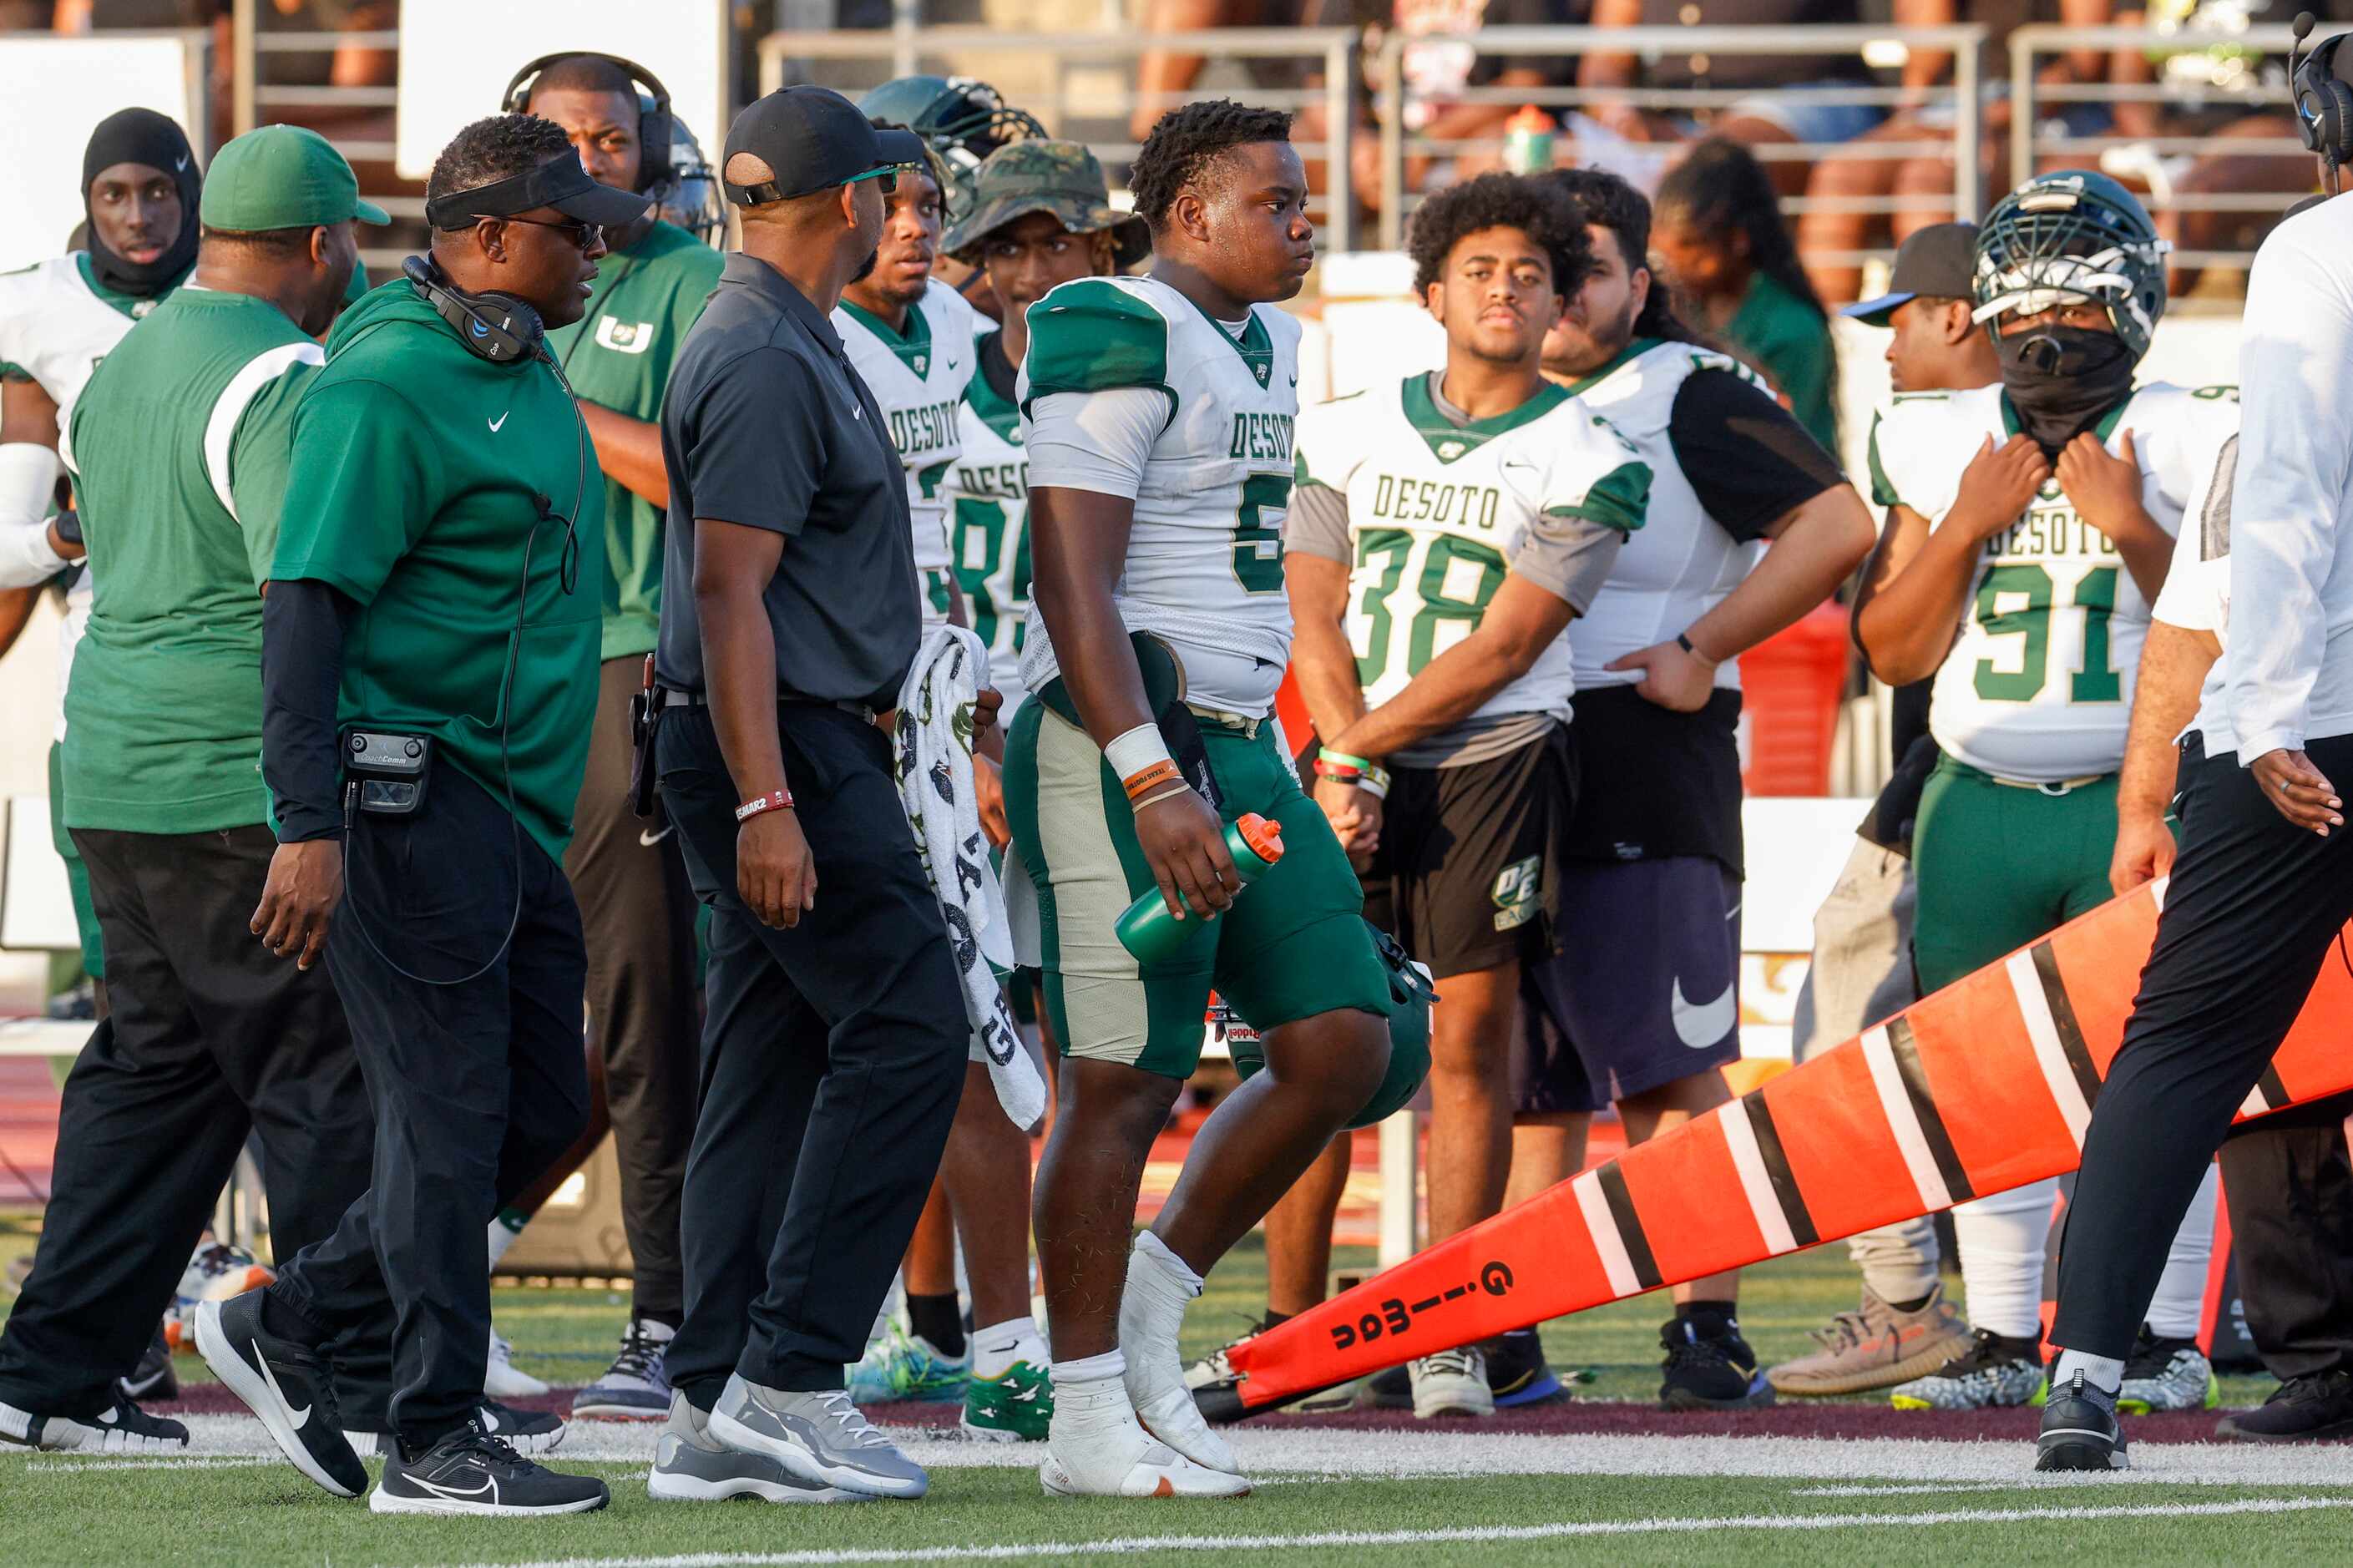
top-left (2217, 1370), bottom-right (2353, 1443)
top-left (2036, 1370), bottom-right (2129, 1471)
top-left (0, 1395), bottom-right (187, 1454)
top-left (371, 1421), bottom-right (610, 1516)
top-left (195, 1290), bottom-right (367, 1498)
top-left (119, 1325), bottom-right (178, 1404)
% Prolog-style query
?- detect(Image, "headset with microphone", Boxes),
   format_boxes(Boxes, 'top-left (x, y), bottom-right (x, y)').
top-left (2293, 12), bottom-right (2353, 195)
top-left (402, 254), bottom-right (546, 366)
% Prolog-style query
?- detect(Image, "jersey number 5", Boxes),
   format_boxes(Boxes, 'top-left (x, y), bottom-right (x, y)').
top-left (1233, 473), bottom-right (1291, 594)
top-left (1973, 563), bottom-right (2123, 704)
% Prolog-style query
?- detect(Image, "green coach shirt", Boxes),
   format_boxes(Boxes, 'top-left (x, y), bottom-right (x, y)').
top-left (544, 220), bottom-right (721, 662)
top-left (61, 286), bottom-right (321, 835)
top-left (272, 281), bottom-right (606, 867)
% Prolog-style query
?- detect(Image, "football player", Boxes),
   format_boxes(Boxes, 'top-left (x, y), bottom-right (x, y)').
top-left (1856, 171), bottom-right (2229, 1412)
top-left (860, 75), bottom-right (1046, 316)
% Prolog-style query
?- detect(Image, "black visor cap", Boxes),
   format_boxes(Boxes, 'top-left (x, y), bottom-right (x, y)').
top-left (423, 154), bottom-right (650, 231)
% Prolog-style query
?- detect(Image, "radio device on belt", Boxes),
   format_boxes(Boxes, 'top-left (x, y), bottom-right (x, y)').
top-left (345, 730), bottom-right (434, 816)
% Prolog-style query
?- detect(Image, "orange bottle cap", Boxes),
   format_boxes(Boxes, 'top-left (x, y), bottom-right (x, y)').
top-left (1236, 812), bottom-right (1285, 864)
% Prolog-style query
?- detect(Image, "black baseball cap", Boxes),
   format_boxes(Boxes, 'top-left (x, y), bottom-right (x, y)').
top-left (1843, 222), bottom-right (1980, 326)
top-left (722, 85), bottom-right (926, 206)
top-left (422, 150), bottom-right (650, 231)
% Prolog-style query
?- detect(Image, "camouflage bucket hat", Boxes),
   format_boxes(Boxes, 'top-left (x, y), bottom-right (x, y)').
top-left (943, 139), bottom-right (1151, 269)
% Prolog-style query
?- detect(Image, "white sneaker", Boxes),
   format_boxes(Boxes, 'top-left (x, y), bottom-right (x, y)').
top-left (1120, 1241), bottom-right (1237, 1474)
top-left (484, 1328), bottom-right (549, 1399)
top-left (1041, 1390), bottom-right (1247, 1499)
top-left (1410, 1348), bottom-right (1495, 1419)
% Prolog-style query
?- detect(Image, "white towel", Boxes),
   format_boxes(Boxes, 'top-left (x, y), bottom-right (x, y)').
top-left (893, 625), bottom-right (1047, 1130)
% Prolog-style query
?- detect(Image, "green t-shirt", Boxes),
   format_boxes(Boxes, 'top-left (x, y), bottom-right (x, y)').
top-left (1725, 270), bottom-right (1838, 455)
top-left (61, 287), bottom-right (321, 835)
top-left (272, 281), bottom-right (607, 866)
top-left (542, 220), bottom-right (722, 662)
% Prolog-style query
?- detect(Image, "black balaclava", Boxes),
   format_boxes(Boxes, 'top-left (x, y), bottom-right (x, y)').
top-left (81, 109), bottom-right (200, 297)
top-left (1996, 320), bottom-right (2136, 459)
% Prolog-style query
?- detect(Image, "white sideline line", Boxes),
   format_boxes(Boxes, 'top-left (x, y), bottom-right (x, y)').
top-left (1793, 1481), bottom-right (2041, 1496)
top-left (475, 1496), bottom-right (2353, 1568)
top-left (26, 1455), bottom-right (287, 1474)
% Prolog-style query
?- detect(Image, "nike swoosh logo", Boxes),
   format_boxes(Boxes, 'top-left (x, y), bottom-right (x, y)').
top-left (488, 412), bottom-right (509, 432)
top-left (478, 1407), bottom-right (501, 1433)
top-left (256, 1348), bottom-right (311, 1431)
top-left (1670, 976), bottom-right (1737, 1050)
top-left (639, 825), bottom-right (674, 847)
top-left (417, 1472), bottom-right (497, 1503)
top-left (175, 155), bottom-right (188, 171)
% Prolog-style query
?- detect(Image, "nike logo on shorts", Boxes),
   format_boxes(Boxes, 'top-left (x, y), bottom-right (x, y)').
top-left (1671, 977), bottom-right (1736, 1050)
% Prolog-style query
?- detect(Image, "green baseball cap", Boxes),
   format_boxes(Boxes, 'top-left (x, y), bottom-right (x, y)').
top-left (200, 125), bottom-right (390, 232)
top-left (942, 139), bottom-right (1149, 269)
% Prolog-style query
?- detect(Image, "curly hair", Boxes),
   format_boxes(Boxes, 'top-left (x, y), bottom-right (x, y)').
top-left (427, 114), bottom-right (576, 222)
top-left (1548, 165), bottom-right (1703, 346)
top-left (1128, 99), bottom-right (1293, 230)
top-left (1407, 172), bottom-right (1591, 298)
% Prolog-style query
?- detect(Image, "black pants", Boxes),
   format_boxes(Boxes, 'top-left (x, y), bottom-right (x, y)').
top-left (266, 765), bottom-right (590, 1448)
top-left (0, 825), bottom-right (383, 1424)
top-left (657, 704), bottom-right (964, 1402)
top-left (2219, 1092), bottom-right (2353, 1381)
top-left (563, 657), bottom-right (700, 1323)
top-left (2052, 731), bottom-right (2353, 1358)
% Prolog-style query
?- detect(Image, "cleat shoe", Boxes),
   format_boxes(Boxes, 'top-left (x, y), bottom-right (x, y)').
top-left (1890, 1328), bottom-right (2047, 1411)
top-left (708, 1373), bottom-right (929, 1499)
top-left (847, 1319), bottom-right (968, 1405)
top-left (964, 1344), bottom-right (1053, 1443)
top-left (650, 1392), bottom-right (860, 1503)
top-left (571, 1317), bottom-right (675, 1421)
top-left (1485, 1328), bottom-right (1568, 1408)
top-left (167, 1242), bottom-right (276, 1352)
top-left (119, 1324), bottom-right (178, 1404)
top-left (1660, 1308), bottom-right (1775, 1410)
top-left (370, 1420), bottom-right (609, 1515)
top-left (2116, 1323), bottom-right (2219, 1414)
top-left (483, 1328), bottom-right (549, 1399)
top-left (0, 1396), bottom-right (187, 1454)
top-left (195, 1292), bottom-right (367, 1497)
top-left (1409, 1348), bottom-right (1495, 1419)
top-left (1042, 1378), bottom-right (1247, 1498)
top-left (2037, 1370), bottom-right (2129, 1471)
top-left (1769, 1283), bottom-right (1972, 1398)
top-left (2217, 1370), bottom-right (2353, 1442)
top-left (1184, 1319), bottom-right (1358, 1419)
top-left (351, 1401), bottom-right (565, 1459)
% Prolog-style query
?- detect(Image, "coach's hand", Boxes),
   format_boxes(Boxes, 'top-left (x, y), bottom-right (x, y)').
top-left (2252, 748), bottom-right (2345, 837)
top-left (1135, 787), bottom-right (1239, 922)
top-left (1608, 634), bottom-right (1718, 713)
top-left (2109, 807), bottom-right (2178, 894)
top-left (740, 808), bottom-right (819, 928)
top-left (251, 839), bottom-right (344, 972)
top-left (1313, 775), bottom-right (1382, 870)
top-left (1950, 434), bottom-right (2051, 540)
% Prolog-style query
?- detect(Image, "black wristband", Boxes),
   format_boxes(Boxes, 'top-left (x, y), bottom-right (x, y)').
top-left (1676, 632), bottom-right (1697, 656)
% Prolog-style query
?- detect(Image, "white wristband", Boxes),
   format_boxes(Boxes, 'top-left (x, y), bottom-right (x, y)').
top-left (1103, 721), bottom-right (1174, 781)
top-left (0, 443), bottom-right (60, 529)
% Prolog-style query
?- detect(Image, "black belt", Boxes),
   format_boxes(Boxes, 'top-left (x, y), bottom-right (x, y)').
top-left (658, 686), bottom-right (879, 726)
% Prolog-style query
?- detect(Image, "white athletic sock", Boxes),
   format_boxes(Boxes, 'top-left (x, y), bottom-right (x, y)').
top-left (2052, 1349), bottom-right (2125, 1395)
top-left (484, 1209), bottom-right (526, 1271)
top-left (1049, 1351), bottom-right (1131, 1435)
top-left (973, 1316), bottom-right (1041, 1379)
top-left (1952, 1179), bottom-right (2056, 1340)
top-left (2146, 1165), bottom-right (2221, 1339)
top-left (1130, 1230), bottom-right (1204, 1297)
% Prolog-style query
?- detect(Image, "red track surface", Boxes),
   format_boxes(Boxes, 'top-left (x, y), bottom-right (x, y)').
top-left (0, 1058), bottom-right (59, 1205)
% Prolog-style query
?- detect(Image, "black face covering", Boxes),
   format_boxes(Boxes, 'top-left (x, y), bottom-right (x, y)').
top-left (1996, 323), bottom-right (2136, 457)
top-left (81, 108), bottom-right (200, 298)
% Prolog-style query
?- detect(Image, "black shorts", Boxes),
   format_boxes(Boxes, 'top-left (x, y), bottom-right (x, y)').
top-left (1516, 855), bottom-right (1743, 1114)
top-left (1361, 726), bottom-right (1574, 981)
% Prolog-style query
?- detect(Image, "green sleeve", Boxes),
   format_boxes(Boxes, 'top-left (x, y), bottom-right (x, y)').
top-left (1866, 412), bottom-right (1902, 510)
top-left (226, 361), bottom-right (320, 592)
top-left (1020, 280), bottom-right (1171, 412)
top-left (1547, 459), bottom-right (1651, 534)
top-left (271, 377), bottom-right (440, 604)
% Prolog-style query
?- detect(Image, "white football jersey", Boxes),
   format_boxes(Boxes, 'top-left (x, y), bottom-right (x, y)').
top-left (2148, 425), bottom-right (2240, 751)
top-left (1556, 339), bottom-right (1770, 692)
top-left (834, 278), bottom-right (978, 601)
top-left (939, 329), bottom-right (1030, 711)
top-left (1870, 381), bottom-right (2239, 781)
top-left (1017, 275), bottom-right (1303, 715)
top-left (1293, 374), bottom-right (1649, 721)
top-left (0, 253), bottom-right (170, 742)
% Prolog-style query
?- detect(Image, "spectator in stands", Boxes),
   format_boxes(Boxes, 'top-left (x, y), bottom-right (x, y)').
top-left (1651, 138), bottom-right (1839, 451)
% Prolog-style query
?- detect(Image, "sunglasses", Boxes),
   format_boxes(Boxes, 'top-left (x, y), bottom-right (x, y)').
top-left (844, 165), bottom-right (902, 196)
top-left (499, 214), bottom-right (604, 251)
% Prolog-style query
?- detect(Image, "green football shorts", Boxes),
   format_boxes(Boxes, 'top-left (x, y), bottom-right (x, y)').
top-left (1003, 687), bottom-right (1391, 1079)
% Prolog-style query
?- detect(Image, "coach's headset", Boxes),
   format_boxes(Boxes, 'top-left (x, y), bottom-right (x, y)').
top-left (2293, 12), bottom-right (2353, 195)
top-left (502, 52), bottom-right (678, 210)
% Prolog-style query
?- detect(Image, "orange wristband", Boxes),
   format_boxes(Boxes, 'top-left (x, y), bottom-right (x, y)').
top-left (1122, 759), bottom-right (1182, 805)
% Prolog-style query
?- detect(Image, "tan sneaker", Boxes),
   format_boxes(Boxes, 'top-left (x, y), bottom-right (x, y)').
top-left (1767, 1283), bottom-right (1971, 1397)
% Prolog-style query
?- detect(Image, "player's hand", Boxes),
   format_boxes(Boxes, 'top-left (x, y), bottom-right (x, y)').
top-left (975, 751), bottom-right (1010, 850)
top-left (1949, 434), bottom-right (2051, 540)
top-left (45, 512), bottom-right (84, 563)
top-left (1313, 775), bottom-right (1383, 868)
top-left (739, 808), bottom-right (818, 928)
top-left (973, 685), bottom-right (1003, 739)
top-left (1133, 787), bottom-right (1239, 922)
top-left (2251, 748), bottom-right (2345, 837)
top-left (2108, 807), bottom-right (2178, 894)
top-left (1607, 635), bottom-right (1718, 713)
top-left (2058, 429), bottom-right (2157, 548)
top-left (250, 839), bottom-right (343, 971)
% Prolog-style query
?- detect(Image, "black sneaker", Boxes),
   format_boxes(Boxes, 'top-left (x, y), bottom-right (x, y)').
top-left (1659, 1309), bottom-right (1775, 1410)
top-left (1363, 1362), bottom-right (1414, 1410)
top-left (1485, 1329), bottom-right (1568, 1408)
top-left (346, 1400), bottom-right (566, 1459)
top-left (371, 1421), bottom-right (610, 1516)
top-left (119, 1324), bottom-right (178, 1404)
top-left (2037, 1369), bottom-right (2129, 1470)
top-left (0, 1395), bottom-right (186, 1453)
top-left (2216, 1370), bottom-right (2353, 1443)
top-left (195, 1291), bottom-right (367, 1498)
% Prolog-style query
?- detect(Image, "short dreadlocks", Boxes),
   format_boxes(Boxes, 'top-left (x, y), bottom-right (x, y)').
top-left (1128, 99), bottom-right (1293, 231)
top-left (1407, 171), bottom-right (1592, 298)
top-left (428, 114), bottom-right (575, 223)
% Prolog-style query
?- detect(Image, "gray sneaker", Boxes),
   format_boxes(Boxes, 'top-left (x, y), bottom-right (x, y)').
top-left (706, 1374), bottom-right (928, 1500)
top-left (649, 1393), bottom-right (863, 1504)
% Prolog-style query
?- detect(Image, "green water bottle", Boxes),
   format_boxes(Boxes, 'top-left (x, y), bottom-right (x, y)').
top-left (1502, 104), bottom-right (1555, 175)
top-left (1115, 812), bottom-right (1286, 962)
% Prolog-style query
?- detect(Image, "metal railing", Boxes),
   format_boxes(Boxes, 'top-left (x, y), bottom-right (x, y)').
top-left (230, 0), bottom-right (412, 270)
top-left (757, 27), bottom-right (1363, 255)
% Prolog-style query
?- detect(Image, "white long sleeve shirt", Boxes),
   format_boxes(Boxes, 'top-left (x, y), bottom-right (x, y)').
top-left (2225, 194), bottom-right (2353, 765)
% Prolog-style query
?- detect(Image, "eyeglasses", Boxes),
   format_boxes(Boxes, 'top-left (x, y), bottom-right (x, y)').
top-left (844, 165), bottom-right (902, 196)
top-left (498, 214), bottom-right (603, 251)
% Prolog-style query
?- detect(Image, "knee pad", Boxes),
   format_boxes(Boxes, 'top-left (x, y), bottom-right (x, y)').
top-left (1224, 922), bottom-right (1434, 1130)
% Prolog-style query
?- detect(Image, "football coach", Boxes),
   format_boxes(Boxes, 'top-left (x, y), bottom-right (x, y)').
top-left (645, 87), bottom-right (967, 1503)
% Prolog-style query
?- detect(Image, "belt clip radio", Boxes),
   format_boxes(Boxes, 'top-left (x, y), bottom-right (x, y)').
top-left (345, 730), bottom-right (433, 817)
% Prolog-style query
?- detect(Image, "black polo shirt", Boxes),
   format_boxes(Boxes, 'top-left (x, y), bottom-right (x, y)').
top-left (655, 251), bottom-right (920, 706)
